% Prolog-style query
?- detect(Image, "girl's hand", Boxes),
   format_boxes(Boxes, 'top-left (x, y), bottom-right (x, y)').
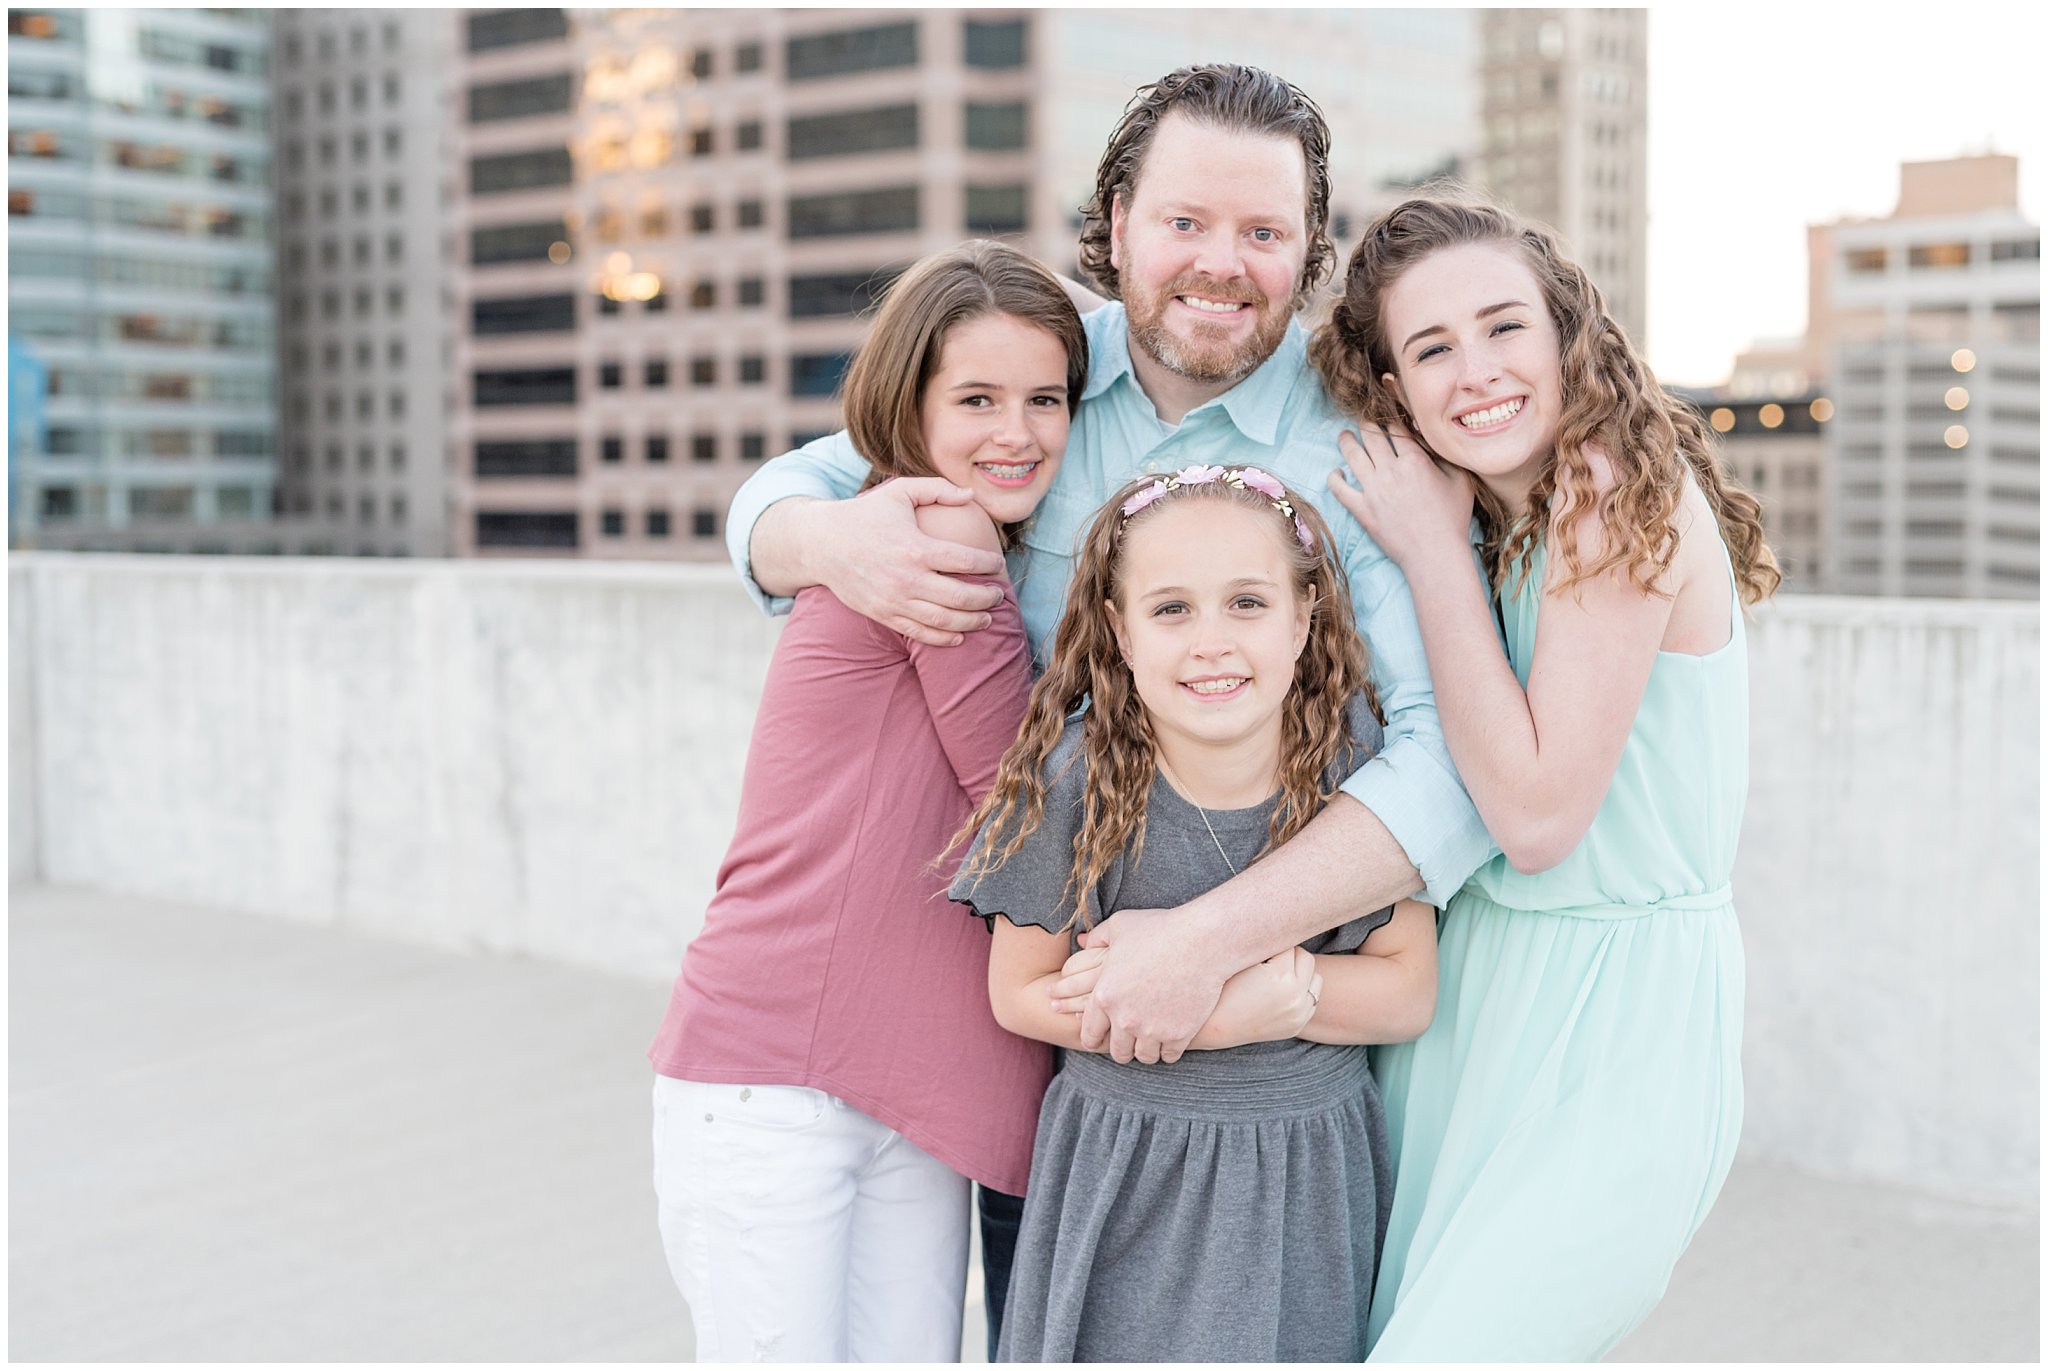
top-left (1048, 945), bottom-right (1107, 1016)
top-left (1190, 948), bottom-right (1324, 1052)
top-left (1329, 425), bottom-right (1475, 571)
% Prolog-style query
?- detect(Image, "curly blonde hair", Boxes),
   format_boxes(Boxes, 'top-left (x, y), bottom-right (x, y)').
top-left (950, 468), bottom-right (1379, 932)
top-left (1308, 185), bottom-right (1780, 605)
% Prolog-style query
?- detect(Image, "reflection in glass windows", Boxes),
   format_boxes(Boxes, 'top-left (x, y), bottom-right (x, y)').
top-left (788, 187), bottom-right (918, 239)
top-left (786, 22), bottom-right (917, 81)
top-left (471, 220), bottom-right (569, 264)
top-left (470, 147), bottom-right (572, 195)
top-left (965, 101), bottom-right (1028, 151)
top-left (472, 293), bottom-right (577, 334)
top-left (787, 104), bottom-right (917, 160)
top-left (468, 72), bottom-right (573, 123)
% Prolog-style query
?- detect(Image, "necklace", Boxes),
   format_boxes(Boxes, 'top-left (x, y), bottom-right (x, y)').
top-left (1155, 753), bottom-right (1239, 877)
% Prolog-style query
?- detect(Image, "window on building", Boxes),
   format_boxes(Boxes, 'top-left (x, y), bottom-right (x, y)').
top-left (386, 233), bottom-right (404, 263)
top-left (474, 367), bottom-right (577, 406)
top-left (476, 510), bottom-right (578, 548)
top-left (600, 362), bottom-right (622, 389)
top-left (645, 287), bottom-right (668, 313)
top-left (737, 277), bottom-right (766, 308)
top-left (738, 198), bottom-right (765, 230)
top-left (735, 41), bottom-right (763, 73)
top-left (690, 280), bottom-right (716, 310)
top-left (693, 508), bottom-right (720, 539)
top-left (597, 294), bottom-right (621, 316)
top-left (1909, 242), bottom-right (1971, 269)
top-left (475, 438), bottom-right (574, 480)
top-left (786, 267), bottom-right (901, 318)
top-left (390, 440), bottom-right (407, 469)
top-left (471, 221), bottom-right (569, 265)
top-left (646, 435), bottom-right (670, 463)
top-left (787, 103), bottom-right (917, 160)
top-left (966, 183), bottom-right (1028, 234)
top-left (1844, 247), bottom-right (1887, 274)
top-left (965, 101), bottom-right (1027, 151)
top-left (384, 74), bottom-right (400, 105)
top-left (1991, 238), bottom-right (2041, 262)
top-left (786, 21), bottom-right (917, 81)
top-left (692, 434), bottom-right (717, 463)
top-left (646, 359), bottom-right (669, 387)
top-left (690, 48), bottom-right (713, 79)
top-left (466, 8), bottom-right (568, 53)
top-left (788, 186), bottom-right (918, 239)
top-left (740, 355), bottom-right (766, 385)
top-left (642, 206), bottom-right (669, 236)
top-left (690, 202), bottom-right (715, 233)
top-left (692, 357), bottom-right (717, 386)
top-left (470, 147), bottom-right (573, 195)
top-left (386, 285), bottom-right (404, 315)
top-left (790, 351), bottom-right (853, 397)
top-left (964, 18), bottom-right (1026, 68)
top-left (468, 72), bottom-right (573, 122)
top-left (736, 119), bottom-right (763, 152)
top-left (741, 432), bottom-right (767, 461)
top-left (601, 509), bottom-right (626, 537)
top-left (647, 509), bottom-right (671, 537)
top-left (601, 436), bottom-right (623, 463)
top-left (689, 127), bottom-right (713, 157)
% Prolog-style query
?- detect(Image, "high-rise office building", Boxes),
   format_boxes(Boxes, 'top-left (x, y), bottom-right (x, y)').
top-left (7, 8), bottom-right (276, 551)
top-left (271, 9), bottom-right (453, 557)
top-left (446, 8), bottom-right (1485, 560)
top-left (1476, 8), bottom-right (1647, 347)
top-left (1819, 156), bottom-right (2039, 599)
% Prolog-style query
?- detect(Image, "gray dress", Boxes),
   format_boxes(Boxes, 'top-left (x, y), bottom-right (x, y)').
top-left (951, 699), bottom-right (1395, 1363)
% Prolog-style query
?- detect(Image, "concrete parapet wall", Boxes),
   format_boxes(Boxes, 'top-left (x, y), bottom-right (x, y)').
top-left (8, 556), bottom-right (2039, 1201)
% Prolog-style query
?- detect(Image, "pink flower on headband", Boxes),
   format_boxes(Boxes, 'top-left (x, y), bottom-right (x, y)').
top-left (1120, 480), bottom-right (1171, 517)
top-left (1237, 467), bottom-right (1286, 501)
top-left (1293, 515), bottom-right (1315, 551)
top-left (1172, 464), bottom-right (1226, 486)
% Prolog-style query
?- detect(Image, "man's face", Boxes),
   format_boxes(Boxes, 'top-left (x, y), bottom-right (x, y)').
top-left (1110, 114), bottom-right (1310, 389)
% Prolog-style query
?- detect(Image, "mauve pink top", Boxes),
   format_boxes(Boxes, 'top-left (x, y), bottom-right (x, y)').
top-left (648, 577), bottom-right (1052, 1195)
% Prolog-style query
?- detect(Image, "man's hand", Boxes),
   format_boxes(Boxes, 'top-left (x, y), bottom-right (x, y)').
top-left (1069, 908), bottom-right (1232, 1065)
top-left (775, 479), bottom-right (1006, 646)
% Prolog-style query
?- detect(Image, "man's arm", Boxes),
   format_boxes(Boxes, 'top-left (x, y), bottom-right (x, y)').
top-left (726, 432), bottom-right (1006, 645)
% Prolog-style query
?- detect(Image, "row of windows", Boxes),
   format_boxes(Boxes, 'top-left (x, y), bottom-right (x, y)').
top-left (7, 192), bottom-right (266, 242)
top-left (20, 313), bottom-right (272, 352)
top-left (472, 147), bottom-right (574, 196)
top-left (8, 65), bottom-right (264, 129)
top-left (1845, 239), bottom-right (2042, 273)
top-left (472, 353), bottom-right (798, 404)
top-left (283, 489), bottom-right (411, 526)
top-left (7, 129), bottom-right (267, 185)
top-left (787, 184), bottom-right (1027, 237)
top-left (281, 127), bottom-right (404, 171)
top-left (466, 8), bottom-right (567, 54)
top-left (281, 284), bottom-right (410, 323)
top-left (281, 181), bottom-right (407, 222)
top-left (284, 339), bottom-right (408, 374)
top-left (5, 254), bottom-right (268, 302)
top-left (467, 268), bottom-right (897, 332)
top-left (283, 233), bottom-right (409, 273)
top-left (46, 369), bottom-right (273, 405)
top-left (280, 17), bottom-right (406, 64)
top-left (474, 432), bottom-right (771, 478)
top-left (474, 506), bottom-right (721, 548)
top-left (278, 71), bottom-right (402, 124)
top-left (287, 390), bottom-right (409, 424)
top-left (287, 442), bottom-right (408, 475)
top-left (42, 427), bottom-right (273, 459)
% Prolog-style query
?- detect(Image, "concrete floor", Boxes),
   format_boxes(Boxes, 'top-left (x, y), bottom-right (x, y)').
top-left (8, 885), bottom-right (2038, 1362)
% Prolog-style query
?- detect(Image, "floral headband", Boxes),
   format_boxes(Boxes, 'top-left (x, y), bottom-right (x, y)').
top-left (1118, 464), bottom-right (1315, 552)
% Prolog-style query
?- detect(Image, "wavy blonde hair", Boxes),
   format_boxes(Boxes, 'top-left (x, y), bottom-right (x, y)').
top-left (1309, 185), bottom-right (1780, 604)
top-left (950, 469), bottom-right (1378, 932)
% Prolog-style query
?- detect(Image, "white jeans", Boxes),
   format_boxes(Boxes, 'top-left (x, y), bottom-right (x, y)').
top-left (651, 1075), bottom-right (969, 1363)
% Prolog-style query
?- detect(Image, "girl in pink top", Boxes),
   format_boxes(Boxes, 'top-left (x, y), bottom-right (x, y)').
top-left (647, 241), bottom-right (1086, 1363)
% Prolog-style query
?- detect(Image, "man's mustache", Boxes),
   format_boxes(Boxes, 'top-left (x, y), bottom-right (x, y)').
top-left (1158, 275), bottom-right (1267, 309)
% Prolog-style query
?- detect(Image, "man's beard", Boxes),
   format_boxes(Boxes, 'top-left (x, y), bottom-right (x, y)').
top-left (1125, 273), bottom-right (1291, 386)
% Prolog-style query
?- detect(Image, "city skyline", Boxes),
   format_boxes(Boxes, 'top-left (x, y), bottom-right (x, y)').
top-left (1646, 4), bottom-right (2038, 386)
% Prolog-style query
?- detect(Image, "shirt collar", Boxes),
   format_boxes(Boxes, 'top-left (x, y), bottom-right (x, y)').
top-left (1082, 303), bottom-right (1308, 447)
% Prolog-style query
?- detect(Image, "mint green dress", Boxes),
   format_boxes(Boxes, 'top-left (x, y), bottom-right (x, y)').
top-left (1366, 537), bottom-right (1747, 1361)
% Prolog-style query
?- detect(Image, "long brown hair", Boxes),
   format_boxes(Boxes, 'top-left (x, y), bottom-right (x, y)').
top-left (1309, 185), bottom-right (1780, 605)
top-left (841, 240), bottom-right (1088, 546)
top-left (1076, 64), bottom-right (1335, 312)
top-left (950, 467), bottom-right (1378, 931)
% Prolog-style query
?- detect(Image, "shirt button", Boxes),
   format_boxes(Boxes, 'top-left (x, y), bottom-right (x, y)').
top-left (739, 1088), bottom-right (752, 1102)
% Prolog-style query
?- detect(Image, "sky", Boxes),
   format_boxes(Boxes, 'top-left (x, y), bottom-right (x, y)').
top-left (1643, 5), bottom-right (2040, 387)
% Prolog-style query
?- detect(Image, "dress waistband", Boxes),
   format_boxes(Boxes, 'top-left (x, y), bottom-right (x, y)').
top-left (1459, 884), bottom-right (1734, 922)
top-left (1052, 1041), bottom-right (1375, 1120)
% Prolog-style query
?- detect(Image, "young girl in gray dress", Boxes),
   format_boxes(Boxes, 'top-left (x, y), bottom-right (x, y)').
top-left (949, 465), bottom-right (1440, 1362)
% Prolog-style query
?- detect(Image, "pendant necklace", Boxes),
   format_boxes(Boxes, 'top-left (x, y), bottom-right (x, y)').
top-left (1155, 753), bottom-right (1238, 877)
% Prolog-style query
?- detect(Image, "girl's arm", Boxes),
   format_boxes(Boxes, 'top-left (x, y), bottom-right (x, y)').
top-left (1333, 436), bottom-right (1677, 874)
top-left (1295, 898), bottom-right (1438, 1045)
top-left (990, 919), bottom-right (1097, 1051)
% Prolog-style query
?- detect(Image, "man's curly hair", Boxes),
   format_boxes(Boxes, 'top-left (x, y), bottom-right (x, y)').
top-left (1076, 64), bottom-right (1335, 312)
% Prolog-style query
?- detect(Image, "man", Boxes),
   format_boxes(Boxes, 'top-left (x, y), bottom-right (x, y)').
top-left (724, 63), bottom-right (1491, 1350)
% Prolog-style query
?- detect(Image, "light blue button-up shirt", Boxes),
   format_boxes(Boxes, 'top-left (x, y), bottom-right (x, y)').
top-left (725, 302), bottom-right (1492, 906)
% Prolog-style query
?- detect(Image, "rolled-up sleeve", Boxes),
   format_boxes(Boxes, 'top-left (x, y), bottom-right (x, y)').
top-left (724, 431), bottom-right (871, 617)
top-left (1334, 529), bottom-right (1496, 907)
